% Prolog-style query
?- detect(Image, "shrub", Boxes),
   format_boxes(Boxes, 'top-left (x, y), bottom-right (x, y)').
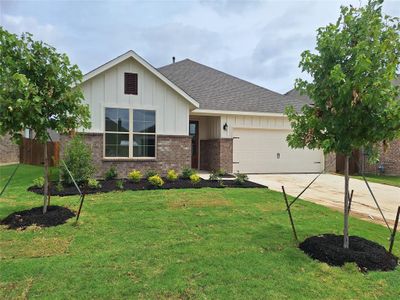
top-left (115, 179), bottom-right (124, 190)
top-left (33, 176), bottom-right (45, 188)
top-left (148, 175), bottom-right (164, 187)
top-left (127, 170), bottom-right (142, 183)
top-left (234, 172), bottom-right (248, 185)
top-left (55, 181), bottom-right (64, 192)
top-left (216, 169), bottom-right (226, 176)
top-left (105, 166), bottom-right (118, 180)
top-left (181, 167), bottom-right (195, 179)
top-left (209, 170), bottom-right (221, 181)
top-left (166, 169), bottom-right (178, 182)
top-left (62, 135), bottom-right (95, 184)
top-left (88, 178), bottom-right (101, 189)
top-left (145, 170), bottom-right (158, 179)
top-left (190, 174), bottom-right (201, 184)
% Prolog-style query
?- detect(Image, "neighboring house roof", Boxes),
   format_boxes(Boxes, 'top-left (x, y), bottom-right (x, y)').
top-left (158, 59), bottom-right (308, 114)
top-left (82, 50), bottom-right (199, 108)
top-left (285, 89), bottom-right (313, 104)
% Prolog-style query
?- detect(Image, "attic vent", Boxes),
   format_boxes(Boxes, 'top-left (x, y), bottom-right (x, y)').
top-left (124, 73), bottom-right (138, 95)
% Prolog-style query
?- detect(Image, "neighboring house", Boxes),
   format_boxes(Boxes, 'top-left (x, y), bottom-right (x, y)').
top-left (61, 50), bottom-right (326, 177)
top-left (286, 86), bottom-right (400, 176)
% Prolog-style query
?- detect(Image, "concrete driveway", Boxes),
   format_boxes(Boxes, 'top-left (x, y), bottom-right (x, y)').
top-left (248, 173), bottom-right (400, 226)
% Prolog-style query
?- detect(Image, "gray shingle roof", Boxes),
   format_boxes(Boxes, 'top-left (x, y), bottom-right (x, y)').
top-left (285, 89), bottom-right (313, 104)
top-left (158, 59), bottom-right (309, 113)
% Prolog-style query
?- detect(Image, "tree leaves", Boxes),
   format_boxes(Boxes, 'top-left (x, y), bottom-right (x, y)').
top-left (286, 0), bottom-right (400, 156)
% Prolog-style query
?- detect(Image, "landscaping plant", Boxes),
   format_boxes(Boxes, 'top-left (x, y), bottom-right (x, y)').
top-left (32, 177), bottom-right (45, 188)
top-left (234, 172), bottom-right (248, 185)
top-left (145, 170), bottom-right (158, 179)
top-left (62, 135), bottom-right (95, 185)
top-left (105, 166), bottom-right (118, 180)
top-left (181, 167), bottom-right (195, 179)
top-left (0, 28), bottom-right (90, 213)
top-left (127, 170), bottom-right (142, 183)
top-left (209, 170), bottom-right (221, 181)
top-left (286, 0), bottom-right (400, 248)
top-left (87, 178), bottom-right (101, 189)
top-left (115, 179), bottom-right (124, 190)
top-left (166, 169), bottom-right (178, 182)
top-left (148, 175), bottom-right (164, 188)
top-left (190, 174), bottom-right (201, 184)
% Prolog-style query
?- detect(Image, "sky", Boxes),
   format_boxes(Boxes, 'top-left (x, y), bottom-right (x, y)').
top-left (1, 0), bottom-right (399, 94)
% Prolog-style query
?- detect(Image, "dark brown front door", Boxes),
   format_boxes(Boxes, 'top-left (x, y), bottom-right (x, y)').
top-left (189, 121), bottom-right (199, 169)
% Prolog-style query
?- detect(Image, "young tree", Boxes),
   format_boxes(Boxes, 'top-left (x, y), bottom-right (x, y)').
top-left (0, 27), bottom-right (90, 213)
top-left (286, 0), bottom-right (400, 248)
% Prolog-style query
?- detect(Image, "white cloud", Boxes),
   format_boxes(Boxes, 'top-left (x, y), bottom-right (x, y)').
top-left (1, 14), bottom-right (58, 45)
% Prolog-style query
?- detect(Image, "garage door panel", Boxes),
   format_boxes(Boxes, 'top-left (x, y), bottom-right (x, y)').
top-left (233, 128), bottom-right (323, 173)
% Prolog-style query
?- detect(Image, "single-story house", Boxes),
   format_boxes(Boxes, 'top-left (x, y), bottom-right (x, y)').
top-left (61, 50), bottom-right (326, 177)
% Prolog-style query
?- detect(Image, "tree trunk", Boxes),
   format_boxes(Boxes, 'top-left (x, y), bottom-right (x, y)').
top-left (43, 141), bottom-right (49, 214)
top-left (343, 155), bottom-right (350, 249)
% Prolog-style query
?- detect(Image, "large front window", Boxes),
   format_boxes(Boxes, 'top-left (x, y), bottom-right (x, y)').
top-left (104, 108), bottom-right (156, 158)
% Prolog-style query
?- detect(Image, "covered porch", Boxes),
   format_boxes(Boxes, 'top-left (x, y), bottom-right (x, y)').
top-left (189, 114), bottom-right (233, 173)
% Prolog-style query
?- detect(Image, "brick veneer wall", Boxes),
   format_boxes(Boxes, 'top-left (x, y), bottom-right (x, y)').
top-left (0, 134), bottom-right (19, 164)
top-left (60, 133), bottom-right (191, 178)
top-left (363, 139), bottom-right (400, 175)
top-left (200, 138), bottom-right (233, 173)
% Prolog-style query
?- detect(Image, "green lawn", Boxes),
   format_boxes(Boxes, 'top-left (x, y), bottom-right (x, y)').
top-left (352, 174), bottom-right (400, 188)
top-left (1, 164), bottom-right (399, 299)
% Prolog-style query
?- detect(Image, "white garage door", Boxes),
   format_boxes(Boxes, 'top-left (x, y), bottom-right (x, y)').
top-left (233, 128), bottom-right (323, 173)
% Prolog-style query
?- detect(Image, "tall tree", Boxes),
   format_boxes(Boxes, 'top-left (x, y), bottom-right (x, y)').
top-left (0, 27), bottom-right (90, 213)
top-left (286, 0), bottom-right (400, 248)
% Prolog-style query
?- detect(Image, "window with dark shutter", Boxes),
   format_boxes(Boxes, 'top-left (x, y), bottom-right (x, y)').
top-left (124, 73), bottom-right (138, 95)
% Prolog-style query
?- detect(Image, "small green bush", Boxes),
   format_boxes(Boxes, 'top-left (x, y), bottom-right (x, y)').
top-left (234, 172), bottom-right (248, 185)
top-left (88, 178), bottom-right (101, 189)
top-left (216, 169), bottom-right (226, 176)
top-left (148, 175), bottom-right (164, 187)
top-left (127, 170), bottom-right (142, 183)
top-left (166, 169), bottom-right (178, 181)
top-left (181, 167), bottom-right (195, 179)
top-left (116, 179), bottom-right (124, 190)
top-left (209, 170), bottom-right (221, 181)
top-left (62, 135), bottom-right (95, 184)
top-left (190, 174), bottom-right (201, 184)
top-left (33, 176), bottom-right (45, 188)
top-left (55, 181), bottom-right (64, 192)
top-left (145, 170), bottom-right (158, 179)
top-left (105, 166), bottom-right (118, 180)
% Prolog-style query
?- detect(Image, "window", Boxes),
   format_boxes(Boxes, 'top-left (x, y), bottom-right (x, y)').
top-left (133, 110), bottom-right (156, 157)
top-left (104, 108), bottom-right (156, 158)
top-left (105, 108), bottom-right (129, 157)
top-left (124, 73), bottom-right (138, 95)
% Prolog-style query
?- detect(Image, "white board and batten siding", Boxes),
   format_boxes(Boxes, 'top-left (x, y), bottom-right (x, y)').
top-left (220, 114), bottom-right (324, 173)
top-left (81, 57), bottom-right (190, 135)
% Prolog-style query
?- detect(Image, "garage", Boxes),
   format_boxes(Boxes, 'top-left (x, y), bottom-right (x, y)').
top-left (232, 128), bottom-right (323, 173)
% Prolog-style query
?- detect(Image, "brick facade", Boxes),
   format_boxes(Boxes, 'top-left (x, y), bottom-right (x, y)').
top-left (0, 134), bottom-right (19, 165)
top-left (60, 133), bottom-right (191, 178)
top-left (200, 138), bottom-right (233, 173)
top-left (363, 139), bottom-right (400, 176)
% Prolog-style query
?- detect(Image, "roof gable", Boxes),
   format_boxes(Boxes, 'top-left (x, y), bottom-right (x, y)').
top-left (83, 51), bottom-right (199, 108)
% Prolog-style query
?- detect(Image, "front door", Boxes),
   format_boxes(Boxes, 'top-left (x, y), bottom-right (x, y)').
top-left (189, 121), bottom-right (199, 169)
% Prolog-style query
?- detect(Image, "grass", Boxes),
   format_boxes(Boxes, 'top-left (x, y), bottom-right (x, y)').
top-left (0, 164), bottom-right (399, 299)
top-left (352, 174), bottom-right (400, 188)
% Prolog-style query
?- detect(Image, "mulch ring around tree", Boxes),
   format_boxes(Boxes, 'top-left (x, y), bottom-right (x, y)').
top-left (0, 206), bottom-right (76, 230)
top-left (299, 234), bottom-right (398, 272)
top-left (28, 178), bottom-right (265, 197)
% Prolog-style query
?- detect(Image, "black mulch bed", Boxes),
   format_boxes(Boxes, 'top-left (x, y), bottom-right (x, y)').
top-left (299, 234), bottom-right (398, 272)
top-left (28, 178), bottom-right (265, 197)
top-left (0, 206), bottom-right (76, 230)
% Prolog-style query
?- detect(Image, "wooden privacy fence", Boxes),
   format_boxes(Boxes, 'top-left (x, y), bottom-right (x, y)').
top-left (19, 138), bottom-right (60, 167)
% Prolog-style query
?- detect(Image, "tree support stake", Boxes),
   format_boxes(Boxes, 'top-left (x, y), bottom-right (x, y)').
top-left (389, 206), bottom-right (400, 254)
top-left (282, 186), bottom-right (298, 243)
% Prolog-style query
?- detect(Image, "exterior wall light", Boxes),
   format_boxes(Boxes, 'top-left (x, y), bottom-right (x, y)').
top-left (223, 123), bottom-right (228, 131)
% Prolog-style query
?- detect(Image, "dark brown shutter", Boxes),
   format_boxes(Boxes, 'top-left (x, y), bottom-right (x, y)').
top-left (124, 73), bottom-right (138, 95)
